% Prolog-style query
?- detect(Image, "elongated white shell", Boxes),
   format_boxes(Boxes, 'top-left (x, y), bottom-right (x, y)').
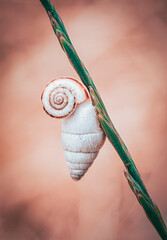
top-left (62, 100), bottom-right (105, 180)
top-left (41, 77), bottom-right (106, 180)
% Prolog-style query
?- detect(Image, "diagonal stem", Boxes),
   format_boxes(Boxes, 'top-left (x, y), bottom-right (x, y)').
top-left (39, 0), bottom-right (167, 239)
top-left (124, 170), bottom-right (167, 240)
top-left (40, 0), bottom-right (149, 197)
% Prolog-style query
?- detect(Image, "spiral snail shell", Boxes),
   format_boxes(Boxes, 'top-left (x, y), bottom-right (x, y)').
top-left (41, 77), bottom-right (106, 180)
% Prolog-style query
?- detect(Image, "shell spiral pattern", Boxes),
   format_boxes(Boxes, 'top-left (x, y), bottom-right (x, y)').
top-left (42, 77), bottom-right (106, 180)
top-left (41, 77), bottom-right (88, 118)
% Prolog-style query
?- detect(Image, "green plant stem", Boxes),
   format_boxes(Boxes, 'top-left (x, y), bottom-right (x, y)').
top-left (39, 0), bottom-right (167, 239)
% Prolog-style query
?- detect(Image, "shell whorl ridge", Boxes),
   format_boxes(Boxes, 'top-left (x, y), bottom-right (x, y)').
top-left (42, 77), bottom-right (106, 180)
top-left (41, 77), bottom-right (88, 118)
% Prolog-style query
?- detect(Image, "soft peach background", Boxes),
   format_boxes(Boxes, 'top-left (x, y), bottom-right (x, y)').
top-left (0, 0), bottom-right (167, 239)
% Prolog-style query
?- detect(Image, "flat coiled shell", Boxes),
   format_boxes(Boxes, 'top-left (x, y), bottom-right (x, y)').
top-left (41, 77), bottom-right (88, 118)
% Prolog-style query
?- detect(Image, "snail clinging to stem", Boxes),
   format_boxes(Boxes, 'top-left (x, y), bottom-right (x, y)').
top-left (41, 77), bottom-right (106, 180)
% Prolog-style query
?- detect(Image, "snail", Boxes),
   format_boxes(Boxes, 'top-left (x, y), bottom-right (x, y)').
top-left (41, 77), bottom-right (106, 180)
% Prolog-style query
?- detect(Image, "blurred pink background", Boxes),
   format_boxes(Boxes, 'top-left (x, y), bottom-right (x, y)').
top-left (0, 0), bottom-right (167, 239)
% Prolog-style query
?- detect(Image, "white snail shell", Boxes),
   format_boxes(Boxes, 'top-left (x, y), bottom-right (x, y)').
top-left (41, 77), bottom-right (106, 180)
